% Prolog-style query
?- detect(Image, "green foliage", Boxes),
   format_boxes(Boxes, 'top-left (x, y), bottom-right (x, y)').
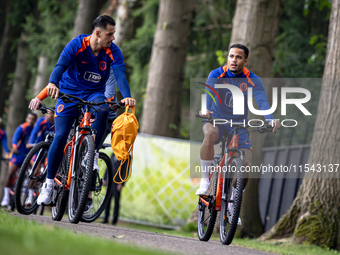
top-left (23, 0), bottom-right (78, 71)
top-left (123, 0), bottom-right (159, 119)
top-left (273, 0), bottom-right (331, 78)
top-left (268, 0), bottom-right (331, 146)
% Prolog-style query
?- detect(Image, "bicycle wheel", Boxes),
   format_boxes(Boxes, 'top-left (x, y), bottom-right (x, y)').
top-left (81, 152), bottom-right (113, 223)
top-left (68, 135), bottom-right (94, 224)
top-left (220, 157), bottom-right (244, 245)
top-left (15, 141), bottom-right (50, 215)
top-left (51, 145), bottom-right (70, 221)
top-left (197, 166), bottom-right (218, 241)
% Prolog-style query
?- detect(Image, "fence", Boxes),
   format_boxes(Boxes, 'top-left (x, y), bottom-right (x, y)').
top-left (259, 144), bottom-right (310, 231)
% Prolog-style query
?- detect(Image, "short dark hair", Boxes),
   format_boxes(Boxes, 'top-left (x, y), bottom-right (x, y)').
top-left (229, 44), bottom-right (249, 59)
top-left (28, 112), bottom-right (37, 120)
top-left (91, 15), bottom-right (115, 33)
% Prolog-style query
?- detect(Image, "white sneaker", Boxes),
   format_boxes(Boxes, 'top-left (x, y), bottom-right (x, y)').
top-left (196, 179), bottom-right (210, 196)
top-left (83, 198), bottom-right (93, 215)
top-left (25, 196), bottom-right (34, 206)
top-left (94, 151), bottom-right (99, 172)
top-left (37, 183), bottom-right (53, 205)
top-left (1, 196), bottom-right (10, 207)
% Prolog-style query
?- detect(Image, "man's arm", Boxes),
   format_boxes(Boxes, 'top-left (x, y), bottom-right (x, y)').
top-left (252, 79), bottom-right (281, 132)
top-left (1, 132), bottom-right (9, 154)
top-left (27, 119), bottom-right (42, 148)
top-left (12, 126), bottom-right (22, 154)
top-left (30, 38), bottom-right (80, 111)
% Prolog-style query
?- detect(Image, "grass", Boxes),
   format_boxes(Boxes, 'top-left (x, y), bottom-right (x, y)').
top-left (0, 209), bottom-right (164, 255)
top-left (3, 207), bottom-right (339, 255)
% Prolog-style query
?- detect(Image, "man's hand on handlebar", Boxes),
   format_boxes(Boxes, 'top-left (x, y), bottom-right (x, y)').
top-left (199, 109), bottom-right (214, 119)
top-left (47, 83), bottom-right (59, 100)
top-left (29, 97), bottom-right (42, 111)
top-left (269, 120), bottom-right (281, 133)
top-left (121, 97), bottom-right (136, 107)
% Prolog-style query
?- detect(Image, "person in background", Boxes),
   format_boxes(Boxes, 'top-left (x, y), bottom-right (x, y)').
top-left (0, 112), bottom-right (37, 207)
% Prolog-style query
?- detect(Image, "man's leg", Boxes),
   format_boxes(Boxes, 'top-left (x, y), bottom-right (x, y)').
top-left (112, 184), bottom-right (122, 225)
top-left (196, 123), bottom-right (220, 196)
top-left (1, 163), bottom-right (19, 207)
top-left (37, 116), bottom-right (74, 205)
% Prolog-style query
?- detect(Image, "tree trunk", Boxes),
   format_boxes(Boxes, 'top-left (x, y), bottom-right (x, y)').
top-left (114, 0), bottom-right (140, 49)
top-left (32, 55), bottom-right (49, 96)
top-left (140, 0), bottom-right (195, 138)
top-left (0, 0), bottom-right (21, 117)
top-left (262, 0), bottom-right (340, 249)
top-left (229, 0), bottom-right (284, 238)
top-left (72, 0), bottom-right (108, 38)
top-left (5, 34), bottom-right (30, 145)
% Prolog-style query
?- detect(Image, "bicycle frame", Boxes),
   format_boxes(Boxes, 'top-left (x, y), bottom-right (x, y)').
top-left (54, 105), bottom-right (93, 189)
top-left (199, 128), bottom-right (245, 211)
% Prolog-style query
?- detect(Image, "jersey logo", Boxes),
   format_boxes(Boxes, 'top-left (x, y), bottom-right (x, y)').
top-left (82, 61), bottom-right (88, 64)
top-left (224, 91), bottom-right (233, 108)
top-left (99, 61), bottom-right (107, 71)
top-left (57, 105), bottom-right (64, 113)
top-left (239, 83), bottom-right (247, 92)
top-left (83, 72), bottom-right (101, 83)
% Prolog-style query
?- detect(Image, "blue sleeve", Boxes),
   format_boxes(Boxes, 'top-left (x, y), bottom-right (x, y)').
top-left (205, 70), bottom-right (219, 110)
top-left (1, 132), bottom-right (9, 153)
top-left (110, 45), bottom-right (125, 70)
top-left (12, 126), bottom-right (22, 149)
top-left (113, 66), bottom-right (131, 98)
top-left (252, 78), bottom-right (274, 121)
top-left (29, 119), bottom-right (42, 144)
top-left (49, 36), bottom-right (81, 84)
top-left (49, 55), bottom-right (71, 84)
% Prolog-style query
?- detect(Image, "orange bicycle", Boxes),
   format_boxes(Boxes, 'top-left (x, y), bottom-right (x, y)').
top-left (49, 92), bottom-right (124, 223)
top-left (196, 115), bottom-right (273, 245)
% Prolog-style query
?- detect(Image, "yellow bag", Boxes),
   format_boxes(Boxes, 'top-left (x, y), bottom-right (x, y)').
top-left (111, 105), bottom-right (139, 184)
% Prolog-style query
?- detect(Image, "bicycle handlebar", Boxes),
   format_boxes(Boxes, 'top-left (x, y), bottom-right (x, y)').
top-left (37, 104), bottom-right (55, 114)
top-left (195, 113), bottom-right (273, 132)
top-left (58, 92), bottom-right (125, 109)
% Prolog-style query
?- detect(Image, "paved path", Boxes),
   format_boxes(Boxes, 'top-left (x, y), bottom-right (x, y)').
top-left (13, 213), bottom-right (277, 255)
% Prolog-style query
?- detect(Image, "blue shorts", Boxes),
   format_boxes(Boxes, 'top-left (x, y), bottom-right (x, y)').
top-left (55, 88), bottom-right (106, 117)
top-left (215, 124), bottom-right (252, 150)
top-left (10, 154), bottom-right (26, 167)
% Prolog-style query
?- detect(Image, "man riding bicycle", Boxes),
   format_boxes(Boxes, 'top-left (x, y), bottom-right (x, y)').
top-left (196, 44), bottom-right (281, 224)
top-left (29, 15), bottom-right (135, 206)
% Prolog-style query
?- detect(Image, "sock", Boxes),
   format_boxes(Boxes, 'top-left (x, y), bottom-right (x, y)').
top-left (45, 178), bottom-right (54, 185)
top-left (200, 159), bottom-right (212, 183)
top-left (28, 189), bottom-right (34, 198)
top-left (3, 187), bottom-right (10, 199)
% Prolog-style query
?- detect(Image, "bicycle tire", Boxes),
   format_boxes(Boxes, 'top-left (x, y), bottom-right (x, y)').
top-left (197, 165), bottom-right (218, 241)
top-left (220, 157), bottom-right (244, 245)
top-left (68, 135), bottom-right (94, 224)
top-left (81, 152), bottom-right (113, 223)
top-left (52, 145), bottom-right (71, 221)
top-left (15, 141), bottom-right (50, 215)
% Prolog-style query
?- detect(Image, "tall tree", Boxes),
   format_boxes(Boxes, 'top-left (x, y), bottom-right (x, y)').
top-left (114, 0), bottom-right (141, 50)
top-left (0, 0), bottom-right (23, 118)
top-left (72, 0), bottom-right (108, 38)
top-left (262, 0), bottom-right (340, 249)
top-left (229, 0), bottom-right (284, 237)
top-left (141, 0), bottom-right (195, 137)
top-left (5, 34), bottom-right (31, 143)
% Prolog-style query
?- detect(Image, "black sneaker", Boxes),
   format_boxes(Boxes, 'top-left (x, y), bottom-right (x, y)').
top-left (83, 198), bottom-right (93, 215)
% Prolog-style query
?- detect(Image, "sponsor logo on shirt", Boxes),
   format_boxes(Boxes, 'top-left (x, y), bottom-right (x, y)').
top-left (83, 72), bottom-right (101, 83)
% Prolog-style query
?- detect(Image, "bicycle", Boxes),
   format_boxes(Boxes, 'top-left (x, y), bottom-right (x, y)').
top-left (15, 105), bottom-right (55, 215)
top-left (49, 92), bottom-right (124, 224)
top-left (196, 114), bottom-right (273, 245)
